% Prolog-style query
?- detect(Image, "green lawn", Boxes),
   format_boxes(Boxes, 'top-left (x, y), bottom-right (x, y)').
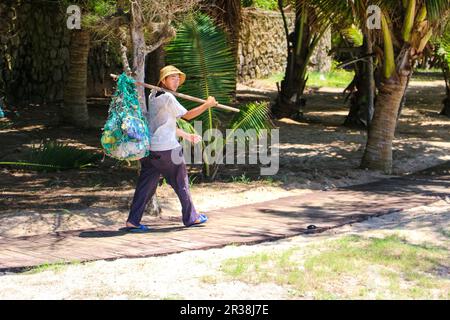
top-left (220, 234), bottom-right (449, 299)
top-left (264, 67), bottom-right (445, 89)
top-left (265, 69), bottom-right (355, 89)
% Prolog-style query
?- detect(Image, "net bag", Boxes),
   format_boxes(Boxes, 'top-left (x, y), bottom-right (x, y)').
top-left (101, 73), bottom-right (150, 161)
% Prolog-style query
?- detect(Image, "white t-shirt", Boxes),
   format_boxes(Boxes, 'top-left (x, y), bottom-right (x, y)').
top-left (144, 91), bottom-right (188, 151)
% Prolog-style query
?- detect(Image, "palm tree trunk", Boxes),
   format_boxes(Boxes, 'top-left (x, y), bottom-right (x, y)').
top-left (344, 33), bottom-right (375, 128)
top-left (440, 65), bottom-right (450, 117)
top-left (62, 30), bottom-right (90, 128)
top-left (274, 3), bottom-right (327, 120)
top-left (441, 94), bottom-right (450, 117)
top-left (274, 5), bottom-right (310, 119)
top-left (395, 73), bottom-right (412, 125)
top-left (361, 75), bottom-right (409, 173)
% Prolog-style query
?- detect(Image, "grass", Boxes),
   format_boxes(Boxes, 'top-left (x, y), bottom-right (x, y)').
top-left (306, 70), bottom-right (355, 88)
top-left (162, 294), bottom-right (184, 300)
top-left (231, 173), bottom-right (251, 184)
top-left (200, 275), bottom-right (218, 284)
top-left (24, 260), bottom-right (81, 274)
top-left (189, 175), bottom-right (198, 187)
top-left (0, 140), bottom-right (102, 172)
top-left (0, 118), bottom-right (13, 130)
top-left (259, 176), bottom-right (281, 186)
top-left (263, 69), bottom-right (355, 89)
top-left (263, 67), bottom-right (444, 89)
top-left (440, 228), bottom-right (450, 239)
top-left (220, 234), bottom-right (450, 299)
top-left (412, 69), bottom-right (445, 81)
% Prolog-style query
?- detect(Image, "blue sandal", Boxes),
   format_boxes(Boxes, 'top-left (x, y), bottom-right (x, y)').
top-left (125, 224), bottom-right (150, 233)
top-left (188, 214), bottom-right (208, 227)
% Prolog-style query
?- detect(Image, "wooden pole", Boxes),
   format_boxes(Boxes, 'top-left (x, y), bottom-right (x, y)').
top-left (110, 73), bottom-right (240, 113)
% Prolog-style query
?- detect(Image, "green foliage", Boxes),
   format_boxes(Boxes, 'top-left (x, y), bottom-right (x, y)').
top-left (231, 173), bottom-right (251, 184)
top-left (25, 260), bottom-right (81, 274)
top-left (166, 13), bottom-right (236, 131)
top-left (341, 25), bottom-right (363, 47)
top-left (307, 69), bottom-right (355, 88)
top-left (241, 0), bottom-right (278, 10)
top-left (87, 0), bottom-right (116, 16)
top-left (437, 24), bottom-right (450, 67)
top-left (0, 140), bottom-right (101, 172)
top-left (227, 101), bottom-right (274, 143)
top-left (167, 14), bottom-right (274, 178)
top-left (62, 0), bottom-right (116, 27)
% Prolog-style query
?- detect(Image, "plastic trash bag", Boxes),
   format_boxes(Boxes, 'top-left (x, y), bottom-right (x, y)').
top-left (101, 73), bottom-right (151, 161)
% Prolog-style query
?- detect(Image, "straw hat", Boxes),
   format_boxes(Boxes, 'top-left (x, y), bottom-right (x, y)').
top-left (158, 65), bottom-right (186, 86)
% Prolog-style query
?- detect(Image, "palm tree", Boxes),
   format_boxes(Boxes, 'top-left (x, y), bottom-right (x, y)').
top-left (360, 0), bottom-right (449, 173)
top-left (61, 0), bottom-right (119, 128)
top-left (304, 0), bottom-right (450, 173)
top-left (62, 29), bottom-right (91, 128)
top-left (273, 0), bottom-right (332, 119)
top-left (338, 15), bottom-right (377, 128)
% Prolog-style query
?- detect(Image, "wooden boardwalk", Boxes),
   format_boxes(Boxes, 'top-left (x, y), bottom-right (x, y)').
top-left (0, 162), bottom-right (449, 272)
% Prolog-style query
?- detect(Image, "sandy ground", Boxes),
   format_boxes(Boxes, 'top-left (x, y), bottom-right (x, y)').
top-left (0, 75), bottom-right (448, 299)
top-left (0, 198), bottom-right (448, 300)
top-left (0, 76), bottom-right (449, 238)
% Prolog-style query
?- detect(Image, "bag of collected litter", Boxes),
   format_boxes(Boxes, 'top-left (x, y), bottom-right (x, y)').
top-left (101, 73), bottom-right (151, 161)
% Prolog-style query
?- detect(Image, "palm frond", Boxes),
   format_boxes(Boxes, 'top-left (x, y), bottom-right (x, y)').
top-left (177, 118), bottom-right (200, 135)
top-left (226, 102), bottom-right (274, 144)
top-left (0, 140), bottom-right (101, 172)
top-left (425, 0), bottom-right (450, 22)
top-left (165, 14), bottom-right (236, 132)
top-left (342, 25), bottom-right (364, 47)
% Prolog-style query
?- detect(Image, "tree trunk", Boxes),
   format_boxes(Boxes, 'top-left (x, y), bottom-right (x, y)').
top-left (440, 65), bottom-right (450, 117)
top-left (273, 16), bottom-right (309, 118)
top-left (361, 75), bottom-right (409, 173)
top-left (395, 73), bottom-right (412, 125)
top-left (62, 29), bottom-right (90, 128)
top-left (130, 0), bottom-right (161, 217)
top-left (273, 4), bottom-right (325, 120)
top-left (131, 0), bottom-right (147, 112)
top-left (441, 95), bottom-right (450, 117)
top-left (344, 33), bottom-right (375, 128)
top-left (145, 45), bottom-right (165, 106)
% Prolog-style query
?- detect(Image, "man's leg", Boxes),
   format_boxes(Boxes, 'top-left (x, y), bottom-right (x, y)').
top-left (127, 156), bottom-right (161, 227)
top-left (160, 148), bottom-right (200, 226)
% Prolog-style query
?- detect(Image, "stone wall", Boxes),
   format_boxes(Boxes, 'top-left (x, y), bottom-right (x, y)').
top-left (0, 3), bottom-right (11, 97)
top-left (4, 1), bottom-right (71, 105)
top-left (1, 1), bottom-right (121, 105)
top-left (237, 8), bottom-right (331, 83)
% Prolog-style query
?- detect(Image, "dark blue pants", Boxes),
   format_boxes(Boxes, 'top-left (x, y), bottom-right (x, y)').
top-left (127, 147), bottom-right (199, 226)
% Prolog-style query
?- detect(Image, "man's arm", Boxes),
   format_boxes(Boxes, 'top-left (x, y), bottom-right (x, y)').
top-left (182, 96), bottom-right (217, 121)
top-left (176, 128), bottom-right (202, 144)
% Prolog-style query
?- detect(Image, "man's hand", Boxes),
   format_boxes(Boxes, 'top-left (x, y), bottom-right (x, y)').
top-left (205, 96), bottom-right (218, 108)
top-left (182, 96), bottom-right (218, 121)
top-left (187, 134), bottom-right (202, 144)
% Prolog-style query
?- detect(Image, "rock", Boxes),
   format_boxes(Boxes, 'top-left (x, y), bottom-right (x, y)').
top-left (53, 69), bottom-right (62, 82)
top-left (50, 49), bottom-right (57, 59)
